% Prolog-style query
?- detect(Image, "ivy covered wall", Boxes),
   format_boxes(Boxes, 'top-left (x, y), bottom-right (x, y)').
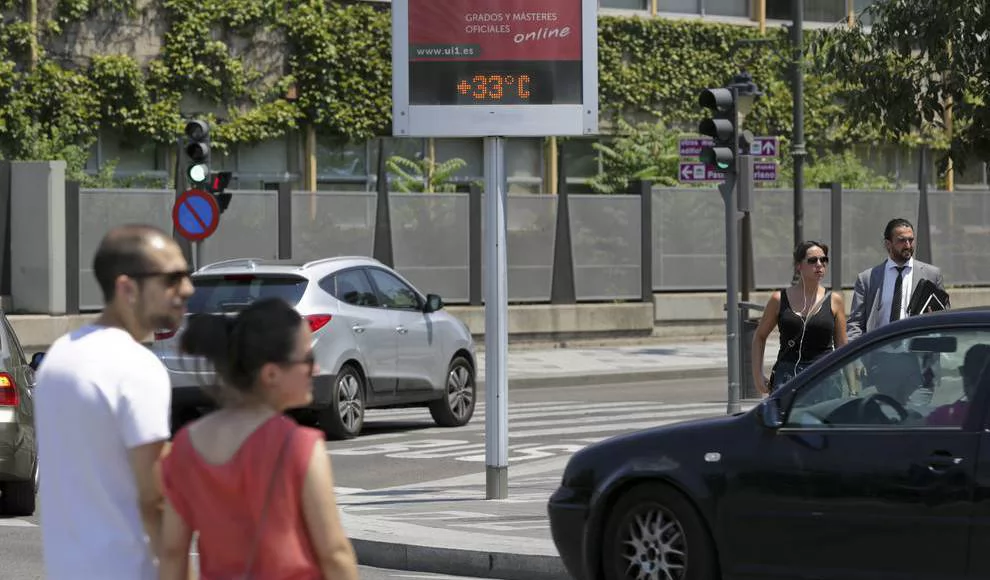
top-left (0, 2), bottom-right (886, 180)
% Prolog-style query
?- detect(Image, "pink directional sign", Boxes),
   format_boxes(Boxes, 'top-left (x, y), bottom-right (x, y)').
top-left (753, 162), bottom-right (778, 181)
top-left (678, 162), bottom-right (725, 182)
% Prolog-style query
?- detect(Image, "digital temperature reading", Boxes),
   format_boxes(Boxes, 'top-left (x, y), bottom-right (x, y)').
top-left (456, 74), bottom-right (532, 104)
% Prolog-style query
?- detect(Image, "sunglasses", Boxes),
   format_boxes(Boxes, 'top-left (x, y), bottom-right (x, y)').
top-left (284, 351), bottom-right (316, 373)
top-left (806, 256), bottom-right (830, 265)
top-left (128, 269), bottom-right (193, 287)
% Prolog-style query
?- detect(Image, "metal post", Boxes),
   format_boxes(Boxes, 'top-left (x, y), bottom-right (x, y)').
top-left (468, 183), bottom-right (483, 306)
top-left (722, 175), bottom-right (742, 415)
top-left (637, 179), bottom-right (654, 303)
top-left (277, 182), bottom-right (293, 260)
top-left (483, 136), bottom-right (509, 500)
top-left (174, 137), bottom-right (193, 264)
top-left (829, 182), bottom-right (843, 290)
top-left (916, 146), bottom-right (933, 264)
top-left (65, 181), bottom-right (80, 315)
top-left (373, 139), bottom-right (395, 267)
top-left (791, 0), bottom-right (806, 247)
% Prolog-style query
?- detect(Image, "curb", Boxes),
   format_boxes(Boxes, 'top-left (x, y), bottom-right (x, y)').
top-left (478, 365), bottom-right (728, 390)
top-left (350, 537), bottom-right (570, 580)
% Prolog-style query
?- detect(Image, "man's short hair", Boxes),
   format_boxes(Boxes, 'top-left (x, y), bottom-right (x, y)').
top-left (92, 224), bottom-right (172, 303)
top-left (884, 218), bottom-right (914, 241)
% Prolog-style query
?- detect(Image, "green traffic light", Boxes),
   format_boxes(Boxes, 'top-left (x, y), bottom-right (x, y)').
top-left (188, 163), bottom-right (209, 183)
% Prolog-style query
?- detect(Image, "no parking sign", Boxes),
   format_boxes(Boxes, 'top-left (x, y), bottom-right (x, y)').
top-left (172, 188), bottom-right (220, 241)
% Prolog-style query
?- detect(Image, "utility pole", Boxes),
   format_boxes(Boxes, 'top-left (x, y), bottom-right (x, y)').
top-left (791, 0), bottom-right (806, 246)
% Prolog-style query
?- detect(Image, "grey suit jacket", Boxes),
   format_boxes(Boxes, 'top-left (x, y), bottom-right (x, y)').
top-left (846, 260), bottom-right (945, 340)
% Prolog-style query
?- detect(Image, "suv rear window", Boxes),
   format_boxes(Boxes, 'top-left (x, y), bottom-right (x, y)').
top-left (187, 274), bottom-right (308, 314)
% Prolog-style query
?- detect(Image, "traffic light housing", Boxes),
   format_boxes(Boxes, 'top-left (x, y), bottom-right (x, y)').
top-left (698, 87), bottom-right (738, 172)
top-left (184, 119), bottom-right (211, 186)
top-left (209, 171), bottom-right (233, 213)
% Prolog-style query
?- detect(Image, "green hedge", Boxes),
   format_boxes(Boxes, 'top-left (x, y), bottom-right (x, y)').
top-left (0, 6), bottom-right (884, 179)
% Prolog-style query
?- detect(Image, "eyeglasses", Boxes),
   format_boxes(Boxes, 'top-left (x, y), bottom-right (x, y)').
top-left (128, 269), bottom-right (192, 288)
top-left (806, 256), bottom-right (830, 265)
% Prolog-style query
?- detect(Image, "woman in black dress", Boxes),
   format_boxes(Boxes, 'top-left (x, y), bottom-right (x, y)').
top-left (752, 241), bottom-right (848, 395)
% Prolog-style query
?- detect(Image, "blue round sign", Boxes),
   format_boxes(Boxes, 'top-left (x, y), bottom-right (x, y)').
top-left (172, 188), bottom-right (220, 241)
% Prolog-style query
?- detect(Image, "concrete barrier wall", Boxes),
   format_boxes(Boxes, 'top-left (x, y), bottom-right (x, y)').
top-left (13, 287), bottom-right (990, 350)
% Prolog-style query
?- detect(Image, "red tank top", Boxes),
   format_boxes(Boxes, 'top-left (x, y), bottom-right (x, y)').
top-left (160, 415), bottom-right (325, 580)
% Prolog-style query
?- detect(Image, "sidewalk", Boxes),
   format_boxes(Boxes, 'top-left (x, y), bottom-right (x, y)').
top-left (477, 338), bottom-right (779, 388)
top-left (339, 340), bottom-right (773, 579)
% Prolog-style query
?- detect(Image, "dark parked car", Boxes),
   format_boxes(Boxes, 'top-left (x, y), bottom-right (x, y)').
top-left (549, 308), bottom-right (990, 580)
top-left (0, 313), bottom-right (43, 517)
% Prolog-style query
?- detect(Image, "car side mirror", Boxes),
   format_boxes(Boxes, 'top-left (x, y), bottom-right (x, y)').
top-left (424, 294), bottom-right (444, 313)
top-left (761, 397), bottom-right (784, 429)
top-left (29, 352), bottom-right (45, 371)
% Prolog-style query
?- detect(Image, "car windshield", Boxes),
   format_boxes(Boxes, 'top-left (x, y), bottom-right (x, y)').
top-left (187, 274), bottom-right (308, 314)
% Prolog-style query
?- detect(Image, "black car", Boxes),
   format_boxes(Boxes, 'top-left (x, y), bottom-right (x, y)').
top-left (548, 308), bottom-right (990, 580)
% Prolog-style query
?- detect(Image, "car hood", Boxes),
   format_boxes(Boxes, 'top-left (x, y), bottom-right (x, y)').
top-left (560, 409), bottom-right (750, 491)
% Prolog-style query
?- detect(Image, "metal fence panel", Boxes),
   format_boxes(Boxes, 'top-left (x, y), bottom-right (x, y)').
top-left (929, 190), bottom-right (990, 285)
top-left (291, 191), bottom-right (376, 263)
top-left (842, 189), bottom-right (919, 282)
top-left (750, 189), bottom-right (831, 290)
top-left (390, 193), bottom-right (470, 303)
top-left (481, 194), bottom-right (557, 302)
top-left (570, 194), bottom-right (641, 300)
top-left (198, 189), bottom-right (279, 266)
top-left (78, 189), bottom-right (173, 310)
top-left (652, 188), bottom-right (725, 290)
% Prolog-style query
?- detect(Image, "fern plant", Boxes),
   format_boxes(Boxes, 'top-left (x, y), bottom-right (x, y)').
top-left (386, 155), bottom-right (468, 193)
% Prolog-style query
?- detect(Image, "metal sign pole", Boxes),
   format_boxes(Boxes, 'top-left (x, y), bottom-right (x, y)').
top-left (484, 136), bottom-right (509, 500)
top-left (193, 241), bottom-right (202, 271)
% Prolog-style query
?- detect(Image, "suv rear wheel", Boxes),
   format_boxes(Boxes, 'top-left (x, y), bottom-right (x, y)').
top-left (320, 364), bottom-right (365, 440)
top-left (429, 355), bottom-right (476, 427)
top-left (0, 462), bottom-right (37, 516)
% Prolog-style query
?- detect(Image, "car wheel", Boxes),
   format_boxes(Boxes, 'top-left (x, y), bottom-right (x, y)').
top-left (429, 355), bottom-right (476, 427)
top-left (0, 462), bottom-right (37, 517)
top-left (320, 364), bottom-right (365, 440)
top-left (602, 483), bottom-right (716, 580)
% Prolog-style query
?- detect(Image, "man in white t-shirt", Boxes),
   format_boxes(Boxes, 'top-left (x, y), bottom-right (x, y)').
top-left (35, 224), bottom-right (194, 580)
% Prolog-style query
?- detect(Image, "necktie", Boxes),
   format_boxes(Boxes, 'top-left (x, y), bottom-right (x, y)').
top-left (889, 266), bottom-right (906, 322)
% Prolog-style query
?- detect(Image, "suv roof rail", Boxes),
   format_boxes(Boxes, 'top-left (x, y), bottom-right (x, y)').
top-left (301, 256), bottom-right (378, 270)
top-left (197, 258), bottom-right (267, 272)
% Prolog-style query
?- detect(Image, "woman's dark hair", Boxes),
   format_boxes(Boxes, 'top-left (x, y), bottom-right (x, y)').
top-left (792, 240), bottom-right (829, 265)
top-left (180, 297), bottom-right (303, 394)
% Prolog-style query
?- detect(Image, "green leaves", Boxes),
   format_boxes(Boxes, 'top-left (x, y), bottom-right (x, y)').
top-left (813, 0), bottom-right (990, 163)
top-left (0, 5), bottom-right (905, 186)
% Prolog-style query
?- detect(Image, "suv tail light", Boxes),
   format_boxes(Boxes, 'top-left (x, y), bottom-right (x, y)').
top-left (306, 314), bottom-right (332, 333)
top-left (0, 373), bottom-right (18, 407)
top-left (154, 329), bottom-right (177, 341)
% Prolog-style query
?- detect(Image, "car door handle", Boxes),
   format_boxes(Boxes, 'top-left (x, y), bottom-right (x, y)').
top-left (396, 326), bottom-right (408, 334)
top-left (927, 451), bottom-right (963, 473)
top-left (351, 325), bottom-right (365, 334)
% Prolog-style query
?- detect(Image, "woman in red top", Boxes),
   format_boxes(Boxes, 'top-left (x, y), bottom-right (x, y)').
top-left (157, 298), bottom-right (359, 580)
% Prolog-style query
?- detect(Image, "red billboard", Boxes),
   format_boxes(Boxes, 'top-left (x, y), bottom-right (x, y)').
top-left (408, 0), bottom-right (582, 62)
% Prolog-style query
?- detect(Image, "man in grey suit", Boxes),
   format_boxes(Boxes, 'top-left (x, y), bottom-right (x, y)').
top-left (847, 218), bottom-right (946, 403)
top-left (847, 217), bottom-right (946, 340)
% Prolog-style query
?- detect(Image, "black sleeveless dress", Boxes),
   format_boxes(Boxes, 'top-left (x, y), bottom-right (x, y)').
top-left (771, 288), bottom-right (835, 390)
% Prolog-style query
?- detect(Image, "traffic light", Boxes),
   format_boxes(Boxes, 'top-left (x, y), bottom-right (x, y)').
top-left (698, 87), bottom-right (738, 172)
top-left (183, 119), bottom-right (211, 186)
top-left (209, 171), bottom-right (233, 213)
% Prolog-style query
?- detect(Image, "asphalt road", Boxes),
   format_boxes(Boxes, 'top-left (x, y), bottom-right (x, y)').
top-left (0, 376), bottom-right (734, 578)
top-left (330, 376), bottom-right (733, 489)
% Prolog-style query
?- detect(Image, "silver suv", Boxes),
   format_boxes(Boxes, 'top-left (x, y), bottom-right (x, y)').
top-left (0, 312), bottom-right (41, 516)
top-left (152, 256), bottom-right (477, 439)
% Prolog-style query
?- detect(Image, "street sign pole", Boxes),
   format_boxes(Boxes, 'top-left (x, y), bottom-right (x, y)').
top-left (722, 173), bottom-right (742, 415)
top-left (391, 0), bottom-right (598, 500)
top-left (483, 136), bottom-right (509, 499)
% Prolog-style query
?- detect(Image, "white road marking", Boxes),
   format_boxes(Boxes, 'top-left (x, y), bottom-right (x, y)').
top-left (0, 518), bottom-right (36, 527)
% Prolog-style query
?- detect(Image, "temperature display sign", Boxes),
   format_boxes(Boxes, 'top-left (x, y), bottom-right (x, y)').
top-left (392, 0), bottom-right (597, 137)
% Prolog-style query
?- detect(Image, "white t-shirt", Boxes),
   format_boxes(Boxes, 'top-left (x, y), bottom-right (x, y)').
top-left (35, 325), bottom-right (171, 580)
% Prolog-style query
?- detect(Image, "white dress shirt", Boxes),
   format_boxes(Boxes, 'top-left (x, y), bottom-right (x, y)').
top-left (878, 257), bottom-right (914, 326)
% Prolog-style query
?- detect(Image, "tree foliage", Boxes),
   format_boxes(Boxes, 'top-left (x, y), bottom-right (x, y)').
top-left (814, 0), bottom-right (990, 170)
